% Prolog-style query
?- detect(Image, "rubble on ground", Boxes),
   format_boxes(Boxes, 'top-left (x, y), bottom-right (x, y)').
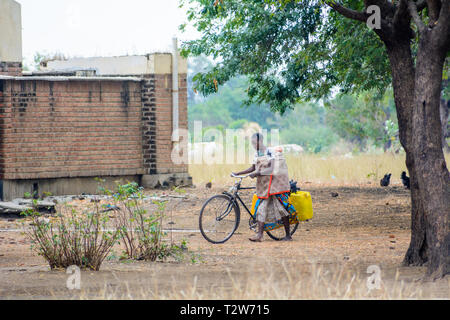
top-left (0, 199), bottom-right (55, 214)
top-left (0, 191), bottom-right (191, 216)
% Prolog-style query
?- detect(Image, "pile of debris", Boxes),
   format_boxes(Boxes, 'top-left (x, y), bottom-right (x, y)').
top-left (0, 199), bottom-right (56, 215)
top-left (0, 192), bottom-right (190, 216)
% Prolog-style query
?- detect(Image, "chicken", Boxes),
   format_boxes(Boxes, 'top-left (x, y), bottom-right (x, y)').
top-left (380, 173), bottom-right (391, 187)
top-left (401, 171), bottom-right (410, 189)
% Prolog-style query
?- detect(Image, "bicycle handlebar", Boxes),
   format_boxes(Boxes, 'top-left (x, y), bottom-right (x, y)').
top-left (230, 173), bottom-right (250, 179)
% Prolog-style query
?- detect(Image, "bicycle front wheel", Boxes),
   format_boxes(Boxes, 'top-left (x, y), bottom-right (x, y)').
top-left (199, 194), bottom-right (240, 244)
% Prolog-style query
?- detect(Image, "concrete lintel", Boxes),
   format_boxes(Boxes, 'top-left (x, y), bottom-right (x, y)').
top-left (148, 53), bottom-right (188, 75)
top-left (0, 0), bottom-right (22, 62)
top-left (43, 53), bottom-right (188, 76)
top-left (0, 75), bottom-right (144, 82)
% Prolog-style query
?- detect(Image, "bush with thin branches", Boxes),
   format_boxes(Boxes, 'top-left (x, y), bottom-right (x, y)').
top-left (105, 182), bottom-right (183, 262)
top-left (22, 200), bottom-right (120, 271)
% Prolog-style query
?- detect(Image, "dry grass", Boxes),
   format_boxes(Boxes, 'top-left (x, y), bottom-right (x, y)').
top-left (4, 154), bottom-right (450, 300)
top-left (70, 260), bottom-right (448, 300)
top-left (189, 153), bottom-right (450, 186)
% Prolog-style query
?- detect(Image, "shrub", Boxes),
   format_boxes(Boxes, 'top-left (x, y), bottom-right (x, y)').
top-left (22, 182), bottom-right (189, 270)
top-left (22, 200), bottom-right (120, 271)
top-left (105, 182), bottom-right (185, 262)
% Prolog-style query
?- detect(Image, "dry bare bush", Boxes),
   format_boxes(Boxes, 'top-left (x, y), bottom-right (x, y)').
top-left (22, 201), bottom-right (120, 271)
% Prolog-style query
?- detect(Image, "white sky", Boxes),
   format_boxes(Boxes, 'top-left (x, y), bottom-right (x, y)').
top-left (16, 0), bottom-right (198, 66)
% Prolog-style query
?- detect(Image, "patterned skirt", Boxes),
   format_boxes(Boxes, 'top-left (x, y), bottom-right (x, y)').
top-left (253, 192), bottom-right (296, 223)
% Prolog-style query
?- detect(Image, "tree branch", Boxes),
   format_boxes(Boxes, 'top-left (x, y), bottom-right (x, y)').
top-left (434, 0), bottom-right (450, 50)
top-left (427, 0), bottom-right (442, 24)
top-left (441, 0), bottom-right (450, 13)
top-left (436, 0), bottom-right (450, 22)
top-left (364, 0), bottom-right (395, 13)
top-left (416, 0), bottom-right (428, 11)
top-left (393, 0), bottom-right (409, 26)
top-left (326, 1), bottom-right (367, 22)
top-left (408, 0), bottom-right (426, 33)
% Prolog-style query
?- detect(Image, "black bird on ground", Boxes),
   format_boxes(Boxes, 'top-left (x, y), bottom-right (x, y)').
top-left (401, 171), bottom-right (410, 189)
top-left (380, 173), bottom-right (392, 187)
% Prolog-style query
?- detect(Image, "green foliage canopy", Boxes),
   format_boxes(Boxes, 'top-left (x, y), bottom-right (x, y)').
top-left (180, 0), bottom-right (392, 113)
top-left (324, 89), bottom-right (397, 150)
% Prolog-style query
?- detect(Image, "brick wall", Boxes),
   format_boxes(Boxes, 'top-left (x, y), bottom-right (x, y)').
top-left (0, 78), bottom-right (145, 180)
top-left (0, 68), bottom-right (190, 199)
top-left (141, 75), bottom-right (157, 175)
top-left (0, 62), bottom-right (22, 76)
top-left (0, 80), bottom-right (4, 179)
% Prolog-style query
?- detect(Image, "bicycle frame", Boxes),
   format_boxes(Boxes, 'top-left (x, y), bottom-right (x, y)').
top-left (223, 176), bottom-right (298, 230)
top-left (221, 177), bottom-right (256, 221)
top-left (198, 175), bottom-right (300, 244)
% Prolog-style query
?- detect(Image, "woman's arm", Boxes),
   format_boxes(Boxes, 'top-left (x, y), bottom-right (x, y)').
top-left (251, 159), bottom-right (275, 177)
top-left (232, 165), bottom-right (256, 176)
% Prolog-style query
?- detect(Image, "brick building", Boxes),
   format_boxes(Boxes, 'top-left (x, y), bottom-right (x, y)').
top-left (0, 0), bottom-right (191, 200)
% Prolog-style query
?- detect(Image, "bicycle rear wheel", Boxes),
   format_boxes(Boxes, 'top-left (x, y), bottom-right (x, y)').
top-left (266, 222), bottom-right (299, 241)
top-left (199, 194), bottom-right (240, 244)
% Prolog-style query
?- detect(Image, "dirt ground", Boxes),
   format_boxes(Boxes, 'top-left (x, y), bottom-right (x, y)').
top-left (0, 182), bottom-right (449, 300)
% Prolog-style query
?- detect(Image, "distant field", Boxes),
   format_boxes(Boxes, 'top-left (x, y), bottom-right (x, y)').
top-left (189, 153), bottom-right (450, 186)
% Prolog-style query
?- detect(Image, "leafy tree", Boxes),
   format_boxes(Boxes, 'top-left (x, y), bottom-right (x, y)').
top-left (276, 102), bottom-right (339, 152)
top-left (181, 0), bottom-right (450, 278)
top-left (325, 89), bottom-right (397, 151)
top-left (188, 75), bottom-right (278, 129)
top-left (229, 119), bottom-right (249, 129)
top-left (187, 55), bottom-right (214, 105)
top-left (188, 58), bottom-right (395, 152)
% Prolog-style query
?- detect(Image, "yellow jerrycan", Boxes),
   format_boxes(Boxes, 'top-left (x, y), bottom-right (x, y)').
top-left (289, 191), bottom-right (313, 221)
top-left (250, 194), bottom-right (259, 215)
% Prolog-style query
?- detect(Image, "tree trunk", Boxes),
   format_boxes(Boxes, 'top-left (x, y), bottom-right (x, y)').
top-left (403, 153), bottom-right (429, 266)
top-left (331, 0), bottom-right (450, 279)
top-left (385, 40), bottom-right (431, 269)
top-left (441, 97), bottom-right (449, 152)
top-left (409, 28), bottom-right (450, 279)
top-left (382, 5), bottom-right (450, 277)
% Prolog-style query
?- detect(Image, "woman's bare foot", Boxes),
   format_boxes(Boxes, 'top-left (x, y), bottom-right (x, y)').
top-left (249, 234), bottom-right (263, 242)
top-left (281, 217), bottom-right (292, 241)
top-left (250, 222), bottom-right (265, 242)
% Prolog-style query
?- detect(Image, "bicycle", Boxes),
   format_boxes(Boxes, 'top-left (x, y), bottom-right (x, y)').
top-left (199, 174), bottom-right (300, 244)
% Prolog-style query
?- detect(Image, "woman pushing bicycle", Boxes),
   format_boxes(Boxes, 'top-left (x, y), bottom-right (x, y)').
top-left (232, 133), bottom-right (293, 242)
